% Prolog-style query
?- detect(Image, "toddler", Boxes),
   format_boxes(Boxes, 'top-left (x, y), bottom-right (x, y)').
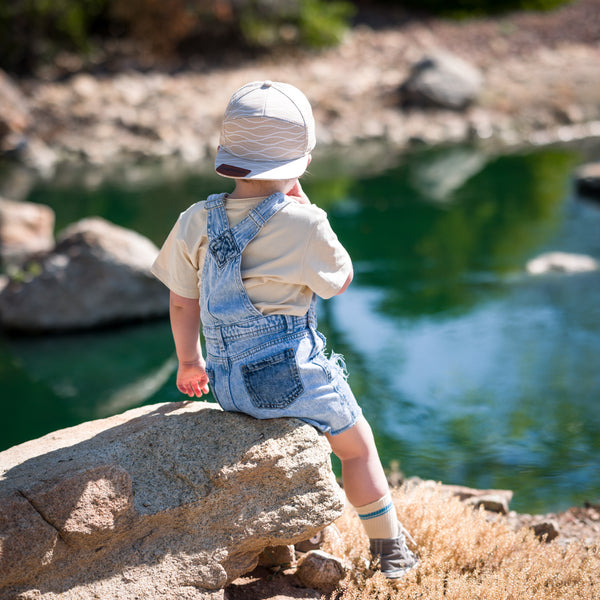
top-left (152, 80), bottom-right (418, 579)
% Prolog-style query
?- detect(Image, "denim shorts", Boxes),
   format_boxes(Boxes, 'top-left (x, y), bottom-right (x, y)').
top-left (204, 317), bottom-right (362, 436)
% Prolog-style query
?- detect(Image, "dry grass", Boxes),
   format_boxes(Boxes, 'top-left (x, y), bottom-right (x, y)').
top-left (322, 483), bottom-right (600, 600)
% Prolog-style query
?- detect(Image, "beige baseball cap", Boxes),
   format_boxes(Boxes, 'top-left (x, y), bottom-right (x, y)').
top-left (215, 80), bottom-right (316, 180)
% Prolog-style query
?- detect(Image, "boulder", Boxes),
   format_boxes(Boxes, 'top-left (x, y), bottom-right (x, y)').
top-left (0, 70), bottom-right (31, 154)
top-left (0, 217), bottom-right (169, 331)
top-left (405, 479), bottom-right (514, 514)
top-left (0, 401), bottom-right (345, 599)
top-left (0, 197), bottom-right (55, 264)
top-left (437, 483), bottom-right (513, 507)
top-left (575, 162), bottom-right (600, 200)
top-left (465, 494), bottom-right (510, 515)
top-left (400, 52), bottom-right (483, 111)
top-left (526, 251), bottom-right (599, 275)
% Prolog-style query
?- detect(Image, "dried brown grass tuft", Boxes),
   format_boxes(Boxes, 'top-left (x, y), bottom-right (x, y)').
top-left (323, 483), bottom-right (600, 600)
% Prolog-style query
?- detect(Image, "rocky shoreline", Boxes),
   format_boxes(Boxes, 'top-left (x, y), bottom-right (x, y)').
top-left (1, 0), bottom-right (599, 180)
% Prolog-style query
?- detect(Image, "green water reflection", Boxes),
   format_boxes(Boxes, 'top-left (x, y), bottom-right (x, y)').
top-left (1, 144), bottom-right (599, 514)
top-left (0, 320), bottom-right (179, 449)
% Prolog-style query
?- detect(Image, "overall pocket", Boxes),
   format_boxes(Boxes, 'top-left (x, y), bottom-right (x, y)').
top-left (241, 348), bottom-right (304, 409)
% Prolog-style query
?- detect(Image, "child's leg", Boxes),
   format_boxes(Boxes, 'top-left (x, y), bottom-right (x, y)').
top-left (325, 415), bottom-right (389, 507)
top-left (326, 415), bottom-right (418, 579)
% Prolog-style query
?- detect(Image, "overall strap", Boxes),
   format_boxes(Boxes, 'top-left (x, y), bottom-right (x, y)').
top-left (232, 192), bottom-right (292, 252)
top-left (204, 193), bottom-right (230, 241)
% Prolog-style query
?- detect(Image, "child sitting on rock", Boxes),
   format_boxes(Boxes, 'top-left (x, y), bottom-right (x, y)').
top-left (151, 80), bottom-right (418, 579)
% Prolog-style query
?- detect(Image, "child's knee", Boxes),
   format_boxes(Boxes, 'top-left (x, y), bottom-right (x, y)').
top-left (327, 419), bottom-right (378, 461)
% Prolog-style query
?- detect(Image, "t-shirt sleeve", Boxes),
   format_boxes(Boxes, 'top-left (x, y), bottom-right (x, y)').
top-left (151, 211), bottom-right (203, 299)
top-left (301, 213), bottom-right (352, 299)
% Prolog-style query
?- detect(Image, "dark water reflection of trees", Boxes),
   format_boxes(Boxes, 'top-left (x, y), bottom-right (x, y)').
top-left (322, 147), bottom-right (576, 316)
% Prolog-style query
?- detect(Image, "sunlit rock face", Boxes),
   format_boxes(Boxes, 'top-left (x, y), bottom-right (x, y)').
top-left (0, 401), bottom-right (344, 599)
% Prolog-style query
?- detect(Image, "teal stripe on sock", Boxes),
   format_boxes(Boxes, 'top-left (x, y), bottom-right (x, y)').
top-left (358, 503), bottom-right (393, 520)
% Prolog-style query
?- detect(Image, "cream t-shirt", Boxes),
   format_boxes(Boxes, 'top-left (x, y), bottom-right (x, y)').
top-left (151, 195), bottom-right (352, 316)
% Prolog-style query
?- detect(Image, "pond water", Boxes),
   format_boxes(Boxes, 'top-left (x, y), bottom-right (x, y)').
top-left (1, 142), bottom-right (599, 514)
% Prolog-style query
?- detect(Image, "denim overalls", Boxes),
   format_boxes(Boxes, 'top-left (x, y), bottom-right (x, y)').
top-left (200, 192), bottom-right (362, 435)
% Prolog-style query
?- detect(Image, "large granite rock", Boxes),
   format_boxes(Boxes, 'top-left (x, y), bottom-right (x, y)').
top-left (0, 197), bottom-right (55, 264)
top-left (0, 402), bottom-right (344, 599)
top-left (0, 216), bottom-right (169, 331)
top-left (400, 52), bottom-right (483, 110)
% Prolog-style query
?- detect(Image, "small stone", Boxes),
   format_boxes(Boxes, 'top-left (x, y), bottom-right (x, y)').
top-left (532, 521), bottom-right (560, 542)
top-left (295, 550), bottom-right (347, 594)
top-left (71, 73), bottom-right (99, 100)
top-left (257, 545), bottom-right (296, 568)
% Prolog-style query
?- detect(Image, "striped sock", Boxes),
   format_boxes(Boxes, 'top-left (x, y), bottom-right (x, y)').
top-left (355, 492), bottom-right (399, 540)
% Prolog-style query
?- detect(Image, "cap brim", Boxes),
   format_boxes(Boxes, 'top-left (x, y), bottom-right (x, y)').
top-left (215, 146), bottom-right (310, 180)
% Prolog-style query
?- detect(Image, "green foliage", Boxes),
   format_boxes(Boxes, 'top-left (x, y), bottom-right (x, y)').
top-left (5, 260), bottom-right (43, 284)
top-left (389, 0), bottom-right (572, 17)
top-left (238, 0), bottom-right (354, 49)
top-left (0, 0), bottom-right (354, 73)
top-left (297, 0), bottom-right (355, 48)
top-left (0, 0), bottom-right (107, 72)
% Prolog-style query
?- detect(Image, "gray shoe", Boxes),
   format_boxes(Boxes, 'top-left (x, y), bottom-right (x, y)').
top-left (369, 525), bottom-right (418, 579)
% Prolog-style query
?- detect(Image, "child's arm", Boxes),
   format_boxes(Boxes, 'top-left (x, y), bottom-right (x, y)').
top-left (337, 263), bottom-right (354, 295)
top-left (290, 179), bottom-right (354, 297)
top-left (169, 291), bottom-right (210, 398)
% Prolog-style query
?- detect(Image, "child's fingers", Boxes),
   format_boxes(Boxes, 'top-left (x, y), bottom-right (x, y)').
top-left (177, 377), bottom-right (208, 397)
top-left (288, 181), bottom-right (310, 205)
top-left (289, 180), bottom-right (301, 195)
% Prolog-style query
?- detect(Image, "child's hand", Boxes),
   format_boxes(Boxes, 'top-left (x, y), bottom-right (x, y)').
top-left (176, 361), bottom-right (210, 398)
top-left (287, 180), bottom-right (311, 205)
